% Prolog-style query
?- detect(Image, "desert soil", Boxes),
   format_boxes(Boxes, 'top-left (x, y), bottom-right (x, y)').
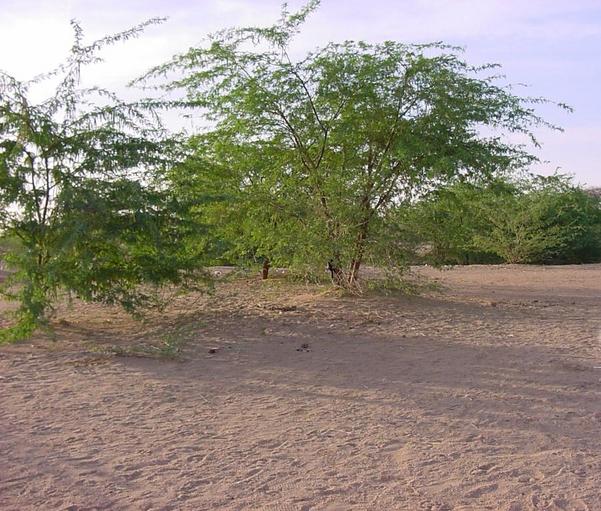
top-left (1, 264), bottom-right (600, 511)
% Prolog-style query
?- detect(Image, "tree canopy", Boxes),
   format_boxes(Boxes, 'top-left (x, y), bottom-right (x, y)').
top-left (141, 1), bottom-right (568, 285)
top-left (0, 19), bottom-right (205, 339)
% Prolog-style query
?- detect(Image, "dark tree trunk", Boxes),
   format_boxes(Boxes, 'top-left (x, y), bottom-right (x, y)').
top-left (262, 258), bottom-right (270, 280)
top-left (347, 217), bottom-right (370, 286)
top-left (327, 258), bottom-right (344, 285)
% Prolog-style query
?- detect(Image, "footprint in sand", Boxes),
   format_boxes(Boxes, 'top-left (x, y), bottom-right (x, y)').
top-left (464, 483), bottom-right (498, 498)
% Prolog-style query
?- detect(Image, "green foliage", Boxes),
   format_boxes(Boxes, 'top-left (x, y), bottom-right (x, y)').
top-left (142, 1), bottom-right (566, 286)
top-left (397, 179), bottom-right (510, 265)
top-left (51, 177), bottom-right (208, 310)
top-left (474, 176), bottom-right (601, 264)
top-left (0, 2), bottom-right (581, 343)
top-left (0, 234), bottom-right (23, 260)
top-left (0, 20), bottom-right (206, 340)
top-left (403, 175), bottom-right (601, 265)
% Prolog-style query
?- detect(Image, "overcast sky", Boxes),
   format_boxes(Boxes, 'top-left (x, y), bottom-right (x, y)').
top-left (1, 0), bottom-right (600, 186)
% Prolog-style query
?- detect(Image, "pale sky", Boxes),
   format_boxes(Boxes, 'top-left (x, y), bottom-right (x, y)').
top-left (1, 0), bottom-right (600, 186)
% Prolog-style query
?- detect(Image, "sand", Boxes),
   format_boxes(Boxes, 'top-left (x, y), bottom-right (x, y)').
top-left (1, 264), bottom-right (600, 510)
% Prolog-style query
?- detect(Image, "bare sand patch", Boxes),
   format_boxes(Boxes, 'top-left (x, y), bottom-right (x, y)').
top-left (1, 265), bottom-right (600, 510)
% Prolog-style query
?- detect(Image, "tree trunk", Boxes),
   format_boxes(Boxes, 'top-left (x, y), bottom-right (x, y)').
top-left (327, 258), bottom-right (344, 285)
top-left (347, 218), bottom-right (370, 286)
top-left (348, 256), bottom-right (362, 286)
top-left (262, 258), bottom-right (270, 280)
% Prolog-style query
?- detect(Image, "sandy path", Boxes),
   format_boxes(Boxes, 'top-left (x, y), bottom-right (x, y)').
top-left (1, 264), bottom-right (600, 510)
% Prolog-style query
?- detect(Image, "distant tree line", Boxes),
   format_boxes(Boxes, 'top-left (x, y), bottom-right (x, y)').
top-left (396, 174), bottom-right (601, 265)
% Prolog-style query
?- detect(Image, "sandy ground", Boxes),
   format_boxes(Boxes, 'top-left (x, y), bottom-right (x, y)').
top-left (1, 264), bottom-right (600, 511)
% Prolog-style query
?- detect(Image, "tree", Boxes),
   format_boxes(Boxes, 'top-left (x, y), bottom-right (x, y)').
top-left (401, 174), bottom-right (601, 265)
top-left (472, 175), bottom-right (601, 264)
top-left (141, 1), bottom-right (567, 286)
top-left (0, 20), bottom-right (205, 340)
top-left (397, 179), bottom-right (509, 265)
